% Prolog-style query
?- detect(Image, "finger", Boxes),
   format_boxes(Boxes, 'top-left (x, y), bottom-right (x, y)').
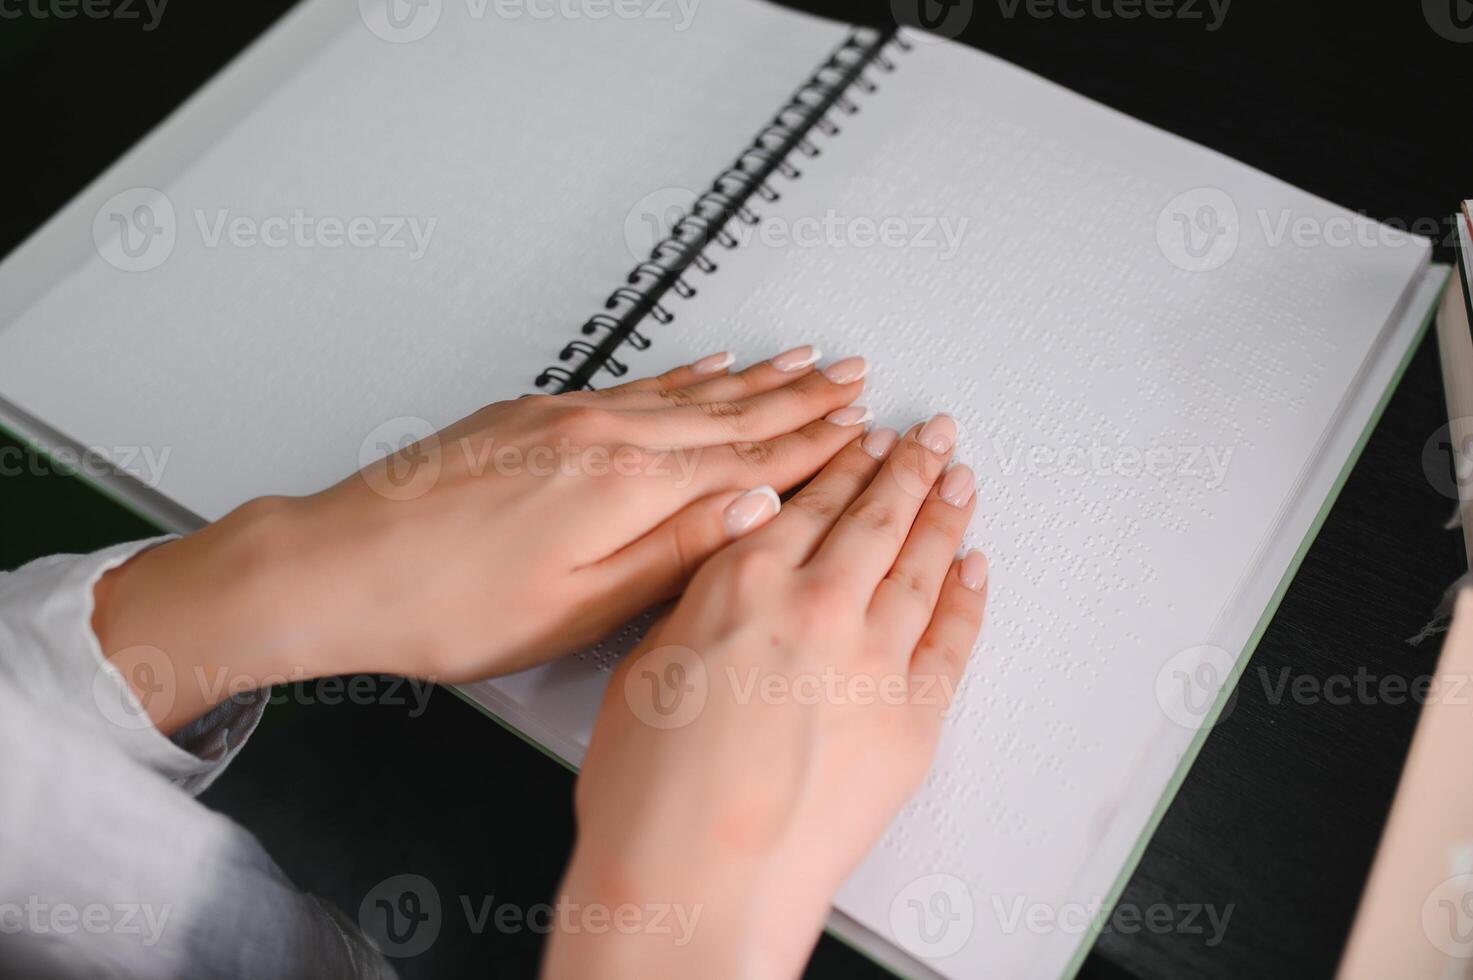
top-left (592, 351), bottom-right (735, 403)
top-left (746, 427), bottom-right (898, 565)
top-left (869, 464), bottom-right (977, 649)
top-left (673, 345), bottom-right (858, 406)
top-left (810, 414), bottom-right (958, 590)
top-left (583, 486), bottom-right (780, 613)
top-left (597, 345), bottom-right (838, 411)
top-left (909, 550), bottom-right (989, 723)
top-left (625, 366), bottom-right (868, 449)
top-left (691, 415), bottom-right (872, 499)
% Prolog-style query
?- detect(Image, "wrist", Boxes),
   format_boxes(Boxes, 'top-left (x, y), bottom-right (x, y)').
top-left (93, 495), bottom-right (348, 733)
top-left (550, 837), bottom-right (831, 978)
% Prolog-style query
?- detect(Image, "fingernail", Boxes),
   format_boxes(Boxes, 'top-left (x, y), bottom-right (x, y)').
top-left (862, 427), bottom-right (898, 459)
top-left (960, 550), bottom-right (989, 592)
top-left (917, 414), bottom-right (958, 454)
top-left (821, 356), bottom-right (868, 385)
top-left (770, 345), bottom-right (822, 372)
top-left (940, 465), bottom-right (975, 507)
top-left (723, 486), bottom-right (781, 537)
top-left (825, 406), bottom-right (873, 427)
top-left (691, 351), bottom-right (734, 376)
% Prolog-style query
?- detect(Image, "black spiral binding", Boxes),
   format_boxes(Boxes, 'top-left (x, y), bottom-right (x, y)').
top-left (535, 26), bottom-right (904, 392)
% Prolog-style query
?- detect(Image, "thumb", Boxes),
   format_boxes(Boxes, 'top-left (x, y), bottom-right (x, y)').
top-left (587, 486), bottom-right (781, 611)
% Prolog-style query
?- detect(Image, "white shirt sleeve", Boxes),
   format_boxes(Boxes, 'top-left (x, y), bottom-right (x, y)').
top-left (0, 540), bottom-right (396, 978)
top-left (0, 536), bottom-right (263, 795)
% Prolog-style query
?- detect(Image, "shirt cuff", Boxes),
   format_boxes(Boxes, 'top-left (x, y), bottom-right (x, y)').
top-left (0, 537), bottom-right (267, 795)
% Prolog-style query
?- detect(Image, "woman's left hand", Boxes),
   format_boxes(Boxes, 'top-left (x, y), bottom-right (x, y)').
top-left (93, 346), bottom-right (872, 732)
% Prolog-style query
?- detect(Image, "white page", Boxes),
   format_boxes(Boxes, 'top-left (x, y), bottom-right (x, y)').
top-left (0, 0), bottom-right (848, 522)
top-left (471, 31), bottom-right (1432, 979)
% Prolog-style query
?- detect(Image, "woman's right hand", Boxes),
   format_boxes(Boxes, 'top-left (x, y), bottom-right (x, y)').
top-left (548, 414), bottom-right (989, 979)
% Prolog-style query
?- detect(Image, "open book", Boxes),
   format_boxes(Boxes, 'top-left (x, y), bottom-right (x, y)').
top-left (0, 1), bottom-right (1445, 976)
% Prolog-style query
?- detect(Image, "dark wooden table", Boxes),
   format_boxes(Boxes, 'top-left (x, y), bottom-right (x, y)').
top-left (2, 2), bottom-right (1469, 976)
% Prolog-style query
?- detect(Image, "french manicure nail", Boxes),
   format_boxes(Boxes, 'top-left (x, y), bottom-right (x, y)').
top-left (960, 550), bottom-right (989, 592)
top-left (825, 406), bottom-right (873, 427)
top-left (917, 414), bottom-right (958, 454)
top-left (940, 465), bottom-right (976, 507)
top-left (821, 356), bottom-right (868, 385)
top-left (723, 485), bottom-right (781, 537)
top-left (770, 345), bottom-right (822, 372)
top-left (691, 351), bottom-right (734, 376)
top-left (862, 427), bottom-right (898, 459)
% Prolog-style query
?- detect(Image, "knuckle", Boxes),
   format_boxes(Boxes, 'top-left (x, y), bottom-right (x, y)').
top-left (787, 488), bottom-right (842, 522)
top-left (720, 543), bottom-right (784, 589)
top-left (846, 497), bottom-right (901, 539)
top-left (933, 639), bottom-right (969, 673)
top-left (699, 399), bottom-right (744, 420)
top-left (894, 440), bottom-right (934, 481)
top-left (699, 399), bottom-right (749, 432)
top-left (520, 393), bottom-right (563, 413)
top-left (656, 386), bottom-right (697, 407)
top-left (730, 440), bottom-right (775, 468)
top-left (550, 405), bottom-right (609, 439)
top-left (914, 504), bottom-right (961, 538)
top-left (736, 368), bottom-right (769, 395)
top-left (794, 575), bottom-right (852, 614)
top-left (953, 598), bottom-right (986, 630)
top-left (886, 564), bottom-right (933, 599)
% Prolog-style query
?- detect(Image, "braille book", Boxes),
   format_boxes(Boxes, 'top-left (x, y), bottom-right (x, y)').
top-left (0, 1), bottom-right (1445, 976)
